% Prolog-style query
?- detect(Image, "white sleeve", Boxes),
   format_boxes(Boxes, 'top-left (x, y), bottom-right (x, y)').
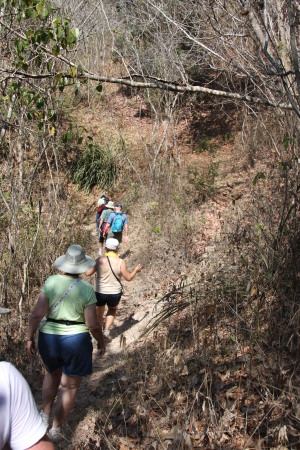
top-left (8, 363), bottom-right (47, 450)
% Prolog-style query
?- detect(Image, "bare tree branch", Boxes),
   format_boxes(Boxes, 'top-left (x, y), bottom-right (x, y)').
top-left (0, 67), bottom-right (294, 110)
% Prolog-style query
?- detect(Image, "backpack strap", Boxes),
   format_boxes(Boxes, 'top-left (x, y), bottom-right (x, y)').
top-left (112, 212), bottom-right (124, 222)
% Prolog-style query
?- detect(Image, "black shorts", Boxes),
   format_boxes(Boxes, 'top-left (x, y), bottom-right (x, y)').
top-left (96, 292), bottom-right (122, 307)
top-left (107, 231), bottom-right (123, 243)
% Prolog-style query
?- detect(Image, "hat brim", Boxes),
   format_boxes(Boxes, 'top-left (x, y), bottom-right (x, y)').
top-left (54, 254), bottom-right (96, 274)
top-left (0, 307), bottom-right (11, 315)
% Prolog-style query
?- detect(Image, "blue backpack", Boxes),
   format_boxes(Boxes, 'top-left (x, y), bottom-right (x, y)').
top-left (111, 213), bottom-right (125, 233)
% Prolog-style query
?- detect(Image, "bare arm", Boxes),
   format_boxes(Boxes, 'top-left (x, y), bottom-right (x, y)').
top-left (26, 292), bottom-right (48, 360)
top-left (28, 434), bottom-right (55, 450)
top-left (120, 260), bottom-right (141, 281)
top-left (124, 223), bottom-right (128, 239)
top-left (85, 258), bottom-right (100, 277)
top-left (85, 304), bottom-right (105, 356)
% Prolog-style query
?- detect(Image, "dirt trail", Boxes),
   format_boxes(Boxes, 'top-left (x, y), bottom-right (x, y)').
top-left (59, 219), bottom-right (159, 447)
top-left (59, 187), bottom-right (231, 446)
top-left (49, 96), bottom-right (244, 447)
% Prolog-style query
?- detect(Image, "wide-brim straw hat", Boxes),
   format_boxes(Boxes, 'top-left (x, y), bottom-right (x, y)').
top-left (0, 307), bottom-right (11, 315)
top-left (106, 201), bottom-right (114, 209)
top-left (54, 245), bottom-right (95, 274)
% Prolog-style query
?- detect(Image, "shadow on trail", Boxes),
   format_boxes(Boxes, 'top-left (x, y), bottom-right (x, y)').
top-left (119, 249), bottom-right (132, 259)
top-left (109, 310), bottom-right (149, 340)
top-left (109, 316), bottom-right (140, 339)
top-left (56, 311), bottom-right (151, 447)
top-left (58, 349), bottom-right (136, 448)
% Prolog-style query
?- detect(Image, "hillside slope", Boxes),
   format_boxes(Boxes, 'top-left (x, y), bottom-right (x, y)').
top-left (23, 87), bottom-right (299, 449)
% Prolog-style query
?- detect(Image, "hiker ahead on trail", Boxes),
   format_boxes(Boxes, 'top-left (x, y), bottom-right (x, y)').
top-left (107, 202), bottom-right (128, 243)
top-left (98, 200), bottom-right (115, 251)
top-left (26, 245), bottom-right (105, 443)
top-left (86, 238), bottom-right (141, 340)
top-left (95, 193), bottom-right (108, 235)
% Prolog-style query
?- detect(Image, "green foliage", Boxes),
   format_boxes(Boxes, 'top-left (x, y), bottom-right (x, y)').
top-left (72, 144), bottom-right (119, 193)
top-left (8, 0), bottom-right (79, 81)
top-left (152, 225), bottom-right (161, 235)
top-left (147, 201), bottom-right (159, 210)
top-left (62, 130), bottom-right (73, 144)
top-left (188, 161), bottom-right (219, 197)
top-left (253, 171), bottom-right (266, 185)
top-left (0, 0), bottom-right (83, 146)
top-left (282, 135), bottom-right (296, 149)
top-left (193, 135), bottom-right (215, 154)
top-left (223, 132), bottom-right (235, 142)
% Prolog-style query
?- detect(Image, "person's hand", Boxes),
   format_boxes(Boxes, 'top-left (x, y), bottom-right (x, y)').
top-left (27, 339), bottom-right (36, 360)
top-left (97, 342), bottom-right (106, 357)
top-left (135, 264), bottom-right (142, 273)
top-left (124, 235), bottom-right (128, 242)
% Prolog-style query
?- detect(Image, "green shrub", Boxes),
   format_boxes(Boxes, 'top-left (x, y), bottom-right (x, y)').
top-left (152, 225), bottom-right (161, 235)
top-left (72, 143), bottom-right (119, 192)
top-left (193, 135), bottom-right (214, 153)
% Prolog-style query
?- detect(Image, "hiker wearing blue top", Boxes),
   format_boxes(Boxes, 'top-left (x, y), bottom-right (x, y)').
top-left (98, 200), bottom-right (115, 252)
top-left (107, 202), bottom-right (128, 243)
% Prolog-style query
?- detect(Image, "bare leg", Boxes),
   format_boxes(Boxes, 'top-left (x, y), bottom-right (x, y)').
top-left (96, 305), bottom-right (106, 329)
top-left (52, 373), bottom-right (82, 428)
top-left (105, 306), bottom-right (118, 330)
top-left (42, 368), bottom-right (62, 416)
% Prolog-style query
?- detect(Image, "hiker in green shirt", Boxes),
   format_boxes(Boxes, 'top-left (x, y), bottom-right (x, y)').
top-left (27, 245), bottom-right (105, 443)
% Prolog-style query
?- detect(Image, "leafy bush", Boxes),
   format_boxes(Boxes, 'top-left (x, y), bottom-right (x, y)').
top-left (72, 143), bottom-right (119, 192)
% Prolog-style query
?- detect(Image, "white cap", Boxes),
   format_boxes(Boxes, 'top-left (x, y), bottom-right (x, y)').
top-left (105, 238), bottom-right (119, 250)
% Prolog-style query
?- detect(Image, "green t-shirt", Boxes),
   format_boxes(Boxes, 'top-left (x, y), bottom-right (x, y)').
top-left (100, 209), bottom-right (112, 223)
top-left (40, 274), bottom-right (96, 335)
